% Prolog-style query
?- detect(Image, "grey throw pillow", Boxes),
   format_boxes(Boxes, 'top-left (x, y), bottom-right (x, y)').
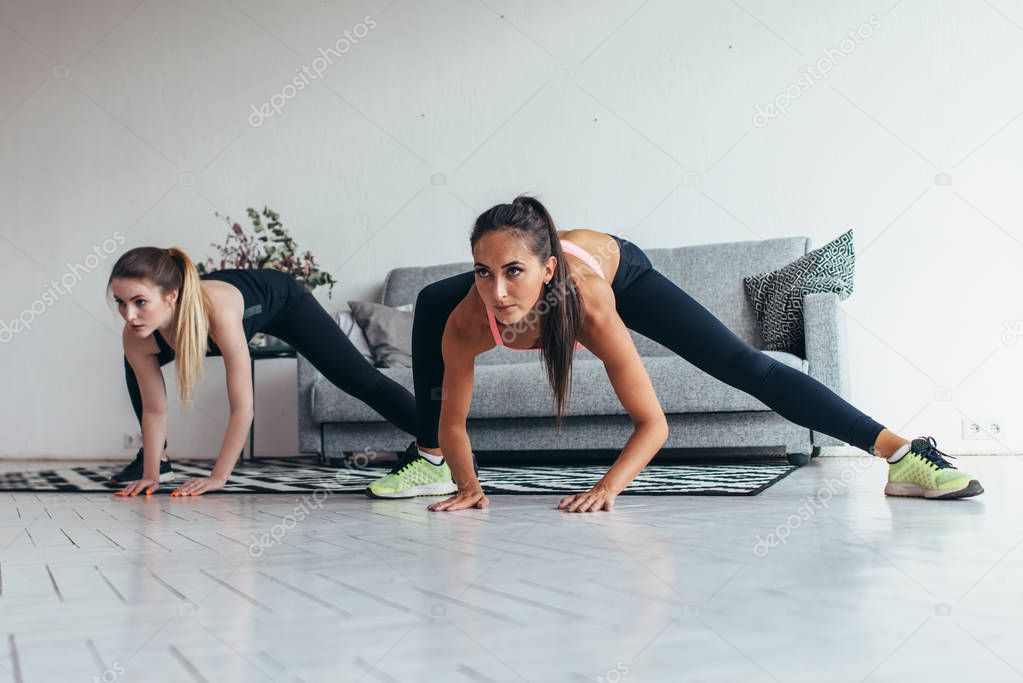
top-left (347, 301), bottom-right (414, 368)
top-left (334, 310), bottom-right (375, 365)
top-left (742, 230), bottom-right (855, 356)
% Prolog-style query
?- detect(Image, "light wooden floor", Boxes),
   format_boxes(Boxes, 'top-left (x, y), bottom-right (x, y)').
top-left (0, 455), bottom-right (1019, 682)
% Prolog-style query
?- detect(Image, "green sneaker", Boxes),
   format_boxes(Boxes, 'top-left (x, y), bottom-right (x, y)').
top-left (366, 443), bottom-right (458, 499)
top-left (884, 436), bottom-right (984, 499)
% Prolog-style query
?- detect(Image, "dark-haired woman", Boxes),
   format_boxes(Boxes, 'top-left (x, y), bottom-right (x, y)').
top-left (108, 247), bottom-right (426, 496)
top-left (367, 196), bottom-right (983, 511)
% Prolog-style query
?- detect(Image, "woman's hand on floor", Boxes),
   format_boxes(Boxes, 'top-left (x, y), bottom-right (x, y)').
top-left (171, 476), bottom-right (226, 497)
top-left (428, 486), bottom-right (489, 512)
top-left (116, 478), bottom-right (160, 497)
top-left (559, 484), bottom-right (617, 513)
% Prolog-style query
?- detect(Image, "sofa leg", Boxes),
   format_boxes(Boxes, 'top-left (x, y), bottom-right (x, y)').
top-left (811, 446), bottom-right (821, 459)
top-left (786, 451), bottom-right (812, 466)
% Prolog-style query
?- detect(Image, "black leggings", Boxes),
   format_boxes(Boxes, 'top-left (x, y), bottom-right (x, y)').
top-left (412, 265), bottom-right (885, 453)
top-left (124, 290), bottom-right (418, 442)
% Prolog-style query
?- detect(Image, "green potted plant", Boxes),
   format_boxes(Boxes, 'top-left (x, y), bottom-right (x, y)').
top-left (197, 207), bottom-right (337, 348)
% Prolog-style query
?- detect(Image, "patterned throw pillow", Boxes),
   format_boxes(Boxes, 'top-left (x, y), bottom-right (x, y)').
top-left (742, 230), bottom-right (855, 356)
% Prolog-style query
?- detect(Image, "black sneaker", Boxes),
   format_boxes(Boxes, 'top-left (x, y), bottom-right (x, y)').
top-left (110, 448), bottom-right (175, 483)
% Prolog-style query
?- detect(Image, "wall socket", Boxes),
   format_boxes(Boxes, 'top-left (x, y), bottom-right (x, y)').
top-left (960, 418), bottom-right (1005, 441)
top-left (123, 432), bottom-right (143, 449)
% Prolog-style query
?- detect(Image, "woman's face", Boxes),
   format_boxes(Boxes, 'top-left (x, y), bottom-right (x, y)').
top-left (472, 231), bottom-right (556, 327)
top-left (110, 278), bottom-right (178, 337)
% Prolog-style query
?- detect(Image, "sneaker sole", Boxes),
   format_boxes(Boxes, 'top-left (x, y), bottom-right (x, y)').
top-left (365, 481), bottom-right (458, 499)
top-left (884, 479), bottom-right (984, 499)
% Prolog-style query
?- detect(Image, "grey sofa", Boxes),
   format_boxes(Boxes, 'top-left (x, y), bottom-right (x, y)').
top-left (298, 235), bottom-right (849, 466)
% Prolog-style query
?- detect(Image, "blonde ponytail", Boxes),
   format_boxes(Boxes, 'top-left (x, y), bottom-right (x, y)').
top-left (166, 247), bottom-right (211, 404)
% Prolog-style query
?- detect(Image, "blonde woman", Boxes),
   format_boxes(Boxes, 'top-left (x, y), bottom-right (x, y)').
top-left (108, 247), bottom-right (419, 496)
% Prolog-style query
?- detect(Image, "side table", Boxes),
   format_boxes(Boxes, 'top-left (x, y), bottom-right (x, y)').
top-left (247, 341), bottom-right (297, 461)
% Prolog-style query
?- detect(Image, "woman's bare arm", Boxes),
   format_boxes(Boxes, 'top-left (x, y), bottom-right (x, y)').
top-left (118, 326), bottom-right (168, 496)
top-left (428, 301), bottom-right (492, 512)
top-left (173, 288), bottom-right (253, 496)
top-left (209, 307), bottom-right (254, 479)
top-left (562, 278), bottom-right (668, 511)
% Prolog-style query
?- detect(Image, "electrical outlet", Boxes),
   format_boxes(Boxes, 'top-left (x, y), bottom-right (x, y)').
top-left (123, 432), bottom-right (143, 449)
top-left (961, 418), bottom-right (1005, 441)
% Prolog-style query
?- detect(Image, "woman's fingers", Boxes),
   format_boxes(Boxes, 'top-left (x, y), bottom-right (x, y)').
top-left (117, 479), bottom-right (156, 497)
top-left (172, 478), bottom-right (195, 497)
top-left (559, 490), bottom-right (614, 513)
top-left (443, 496), bottom-right (474, 511)
top-left (568, 492), bottom-right (590, 512)
top-left (181, 478), bottom-right (207, 496)
top-left (427, 495), bottom-right (457, 511)
top-left (429, 491), bottom-right (486, 512)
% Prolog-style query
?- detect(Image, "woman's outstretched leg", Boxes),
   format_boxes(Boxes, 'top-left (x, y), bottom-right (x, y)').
top-left (613, 269), bottom-right (884, 451)
top-left (612, 268), bottom-right (982, 498)
top-left (267, 291), bottom-right (418, 436)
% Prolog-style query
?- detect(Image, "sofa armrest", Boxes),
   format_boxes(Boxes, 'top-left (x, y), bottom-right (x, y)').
top-left (297, 353), bottom-right (322, 454)
top-left (803, 292), bottom-right (849, 447)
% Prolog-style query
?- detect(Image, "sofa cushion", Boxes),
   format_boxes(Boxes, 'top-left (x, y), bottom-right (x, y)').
top-left (333, 310), bottom-right (375, 365)
top-left (347, 301), bottom-right (414, 368)
top-left (310, 350), bottom-right (806, 423)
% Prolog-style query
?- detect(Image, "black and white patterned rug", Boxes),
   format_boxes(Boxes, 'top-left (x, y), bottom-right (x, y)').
top-left (0, 458), bottom-right (797, 496)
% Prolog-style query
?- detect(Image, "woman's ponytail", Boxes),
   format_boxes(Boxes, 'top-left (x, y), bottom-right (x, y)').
top-left (166, 247), bottom-right (210, 404)
top-left (514, 197), bottom-right (581, 430)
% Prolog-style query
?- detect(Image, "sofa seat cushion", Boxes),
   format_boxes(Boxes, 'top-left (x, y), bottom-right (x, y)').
top-left (310, 351), bottom-right (806, 423)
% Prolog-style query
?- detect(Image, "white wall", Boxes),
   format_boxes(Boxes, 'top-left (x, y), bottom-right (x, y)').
top-left (0, 0), bottom-right (1019, 459)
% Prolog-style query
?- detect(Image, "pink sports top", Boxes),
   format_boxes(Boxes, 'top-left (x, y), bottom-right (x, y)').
top-left (485, 239), bottom-right (605, 351)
